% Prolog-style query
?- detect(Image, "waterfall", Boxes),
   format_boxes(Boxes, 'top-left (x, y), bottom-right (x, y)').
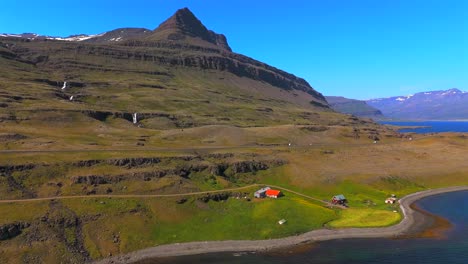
top-left (133, 113), bottom-right (137, 124)
top-left (69, 96), bottom-right (73, 101)
top-left (61, 81), bottom-right (67, 90)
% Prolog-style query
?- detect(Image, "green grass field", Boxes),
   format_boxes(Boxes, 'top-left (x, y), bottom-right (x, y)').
top-left (60, 192), bottom-right (337, 258)
top-left (328, 208), bottom-right (401, 228)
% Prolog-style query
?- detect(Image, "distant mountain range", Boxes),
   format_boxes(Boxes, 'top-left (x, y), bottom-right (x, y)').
top-left (367, 88), bottom-right (468, 120)
top-left (0, 28), bottom-right (151, 42)
top-left (325, 96), bottom-right (383, 119)
top-left (0, 32), bottom-right (106, 42)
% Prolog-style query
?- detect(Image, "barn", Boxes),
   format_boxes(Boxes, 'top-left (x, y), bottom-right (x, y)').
top-left (254, 187), bottom-right (271, 198)
top-left (265, 189), bottom-right (282, 198)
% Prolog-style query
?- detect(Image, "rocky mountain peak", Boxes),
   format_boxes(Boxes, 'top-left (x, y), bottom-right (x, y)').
top-left (149, 7), bottom-right (232, 51)
top-left (156, 8), bottom-right (207, 35)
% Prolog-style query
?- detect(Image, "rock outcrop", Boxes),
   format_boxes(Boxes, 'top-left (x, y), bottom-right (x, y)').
top-left (0, 133), bottom-right (28, 141)
top-left (70, 158), bottom-right (286, 185)
top-left (0, 222), bottom-right (30, 240)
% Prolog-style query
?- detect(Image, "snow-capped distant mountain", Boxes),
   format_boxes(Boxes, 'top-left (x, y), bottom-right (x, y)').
top-left (0, 33), bottom-right (47, 39)
top-left (0, 32), bottom-right (102, 41)
top-left (0, 28), bottom-right (151, 43)
top-left (367, 88), bottom-right (468, 120)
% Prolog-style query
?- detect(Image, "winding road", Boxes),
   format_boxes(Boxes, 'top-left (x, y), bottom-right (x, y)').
top-left (0, 183), bottom-right (343, 208)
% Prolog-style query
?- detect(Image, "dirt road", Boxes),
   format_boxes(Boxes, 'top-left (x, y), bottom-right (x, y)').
top-left (0, 183), bottom-right (342, 208)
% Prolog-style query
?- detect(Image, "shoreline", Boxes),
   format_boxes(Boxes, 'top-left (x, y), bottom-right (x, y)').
top-left (96, 186), bottom-right (468, 264)
top-left (398, 202), bottom-right (453, 239)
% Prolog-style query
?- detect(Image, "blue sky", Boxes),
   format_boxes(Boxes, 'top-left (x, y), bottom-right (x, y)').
top-left (1, 0), bottom-right (466, 99)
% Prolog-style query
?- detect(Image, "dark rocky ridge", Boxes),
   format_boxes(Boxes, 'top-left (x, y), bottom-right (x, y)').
top-left (71, 159), bottom-right (284, 185)
top-left (1, 155), bottom-right (286, 196)
top-left (46, 41), bottom-right (324, 101)
top-left (0, 164), bottom-right (36, 174)
top-left (0, 222), bottom-right (30, 240)
top-left (0, 133), bottom-right (28, 141)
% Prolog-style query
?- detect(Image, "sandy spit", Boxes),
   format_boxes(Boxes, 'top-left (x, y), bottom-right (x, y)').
top-left (96, 186), bottom-right (468, 264)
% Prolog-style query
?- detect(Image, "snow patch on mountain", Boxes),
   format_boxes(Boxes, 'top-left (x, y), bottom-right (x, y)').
top-left (53, 33), bottom-right (105, 41)
top-left (366, 88), bottom-right (468, 120)
top-left (1, 32), bottom-right (105, 42)
top-left (109, 37), bottom-right (123, 42)
top-left (0, 34), bottom-right (23, 38)
top-left (0, 33), bottom-right (40, 39)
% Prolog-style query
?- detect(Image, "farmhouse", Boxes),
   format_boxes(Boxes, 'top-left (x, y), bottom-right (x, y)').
top-left (331, 194), bottom-right (347, 205)
top-left (254, 187), bottom-right (271, 198)
top-left (265, 189), bottom-right (282, 198)
top-left (254, 187), bottom-right (282, 198)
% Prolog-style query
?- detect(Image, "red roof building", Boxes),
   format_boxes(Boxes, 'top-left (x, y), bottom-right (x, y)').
top-left (265, 189), bottom-right (282, 198)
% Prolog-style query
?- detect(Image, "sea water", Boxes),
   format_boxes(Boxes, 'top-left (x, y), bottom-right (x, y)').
top-left (380, 121), bottom-right (468, 133)
top-left (141, 191), bottom-right (468, 264)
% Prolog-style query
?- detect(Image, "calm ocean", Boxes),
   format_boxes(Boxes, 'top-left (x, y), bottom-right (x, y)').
top-left (380, 121), bottom-right (468, 133)
top-left (142, 191), bottom-right (468, 264)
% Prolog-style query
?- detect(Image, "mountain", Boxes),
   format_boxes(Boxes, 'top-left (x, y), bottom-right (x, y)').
top-left (367, 88), bottom-right (468, 120)
top-left (83, 28), bottom-right (151, 43)
top-left (0, 32), bottom-right (104, 41)
top-left (145, 7), bottom-right (232, 51)
top-left (0, 8), bottom-right (423, 264)
top-left (0, 7), bottom-right (340, 132)
top-left (0, 8), bottom-right (233, 51)
top-left (326, 96), bottom-right (384, 119)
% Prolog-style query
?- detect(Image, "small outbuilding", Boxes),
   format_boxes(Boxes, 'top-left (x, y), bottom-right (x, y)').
top-left (331, 194), bottom-right (347, 205)
top-left (265, 189), bottom-right (282, 198)
top-left (254, 187), bottom-right (271, 198)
